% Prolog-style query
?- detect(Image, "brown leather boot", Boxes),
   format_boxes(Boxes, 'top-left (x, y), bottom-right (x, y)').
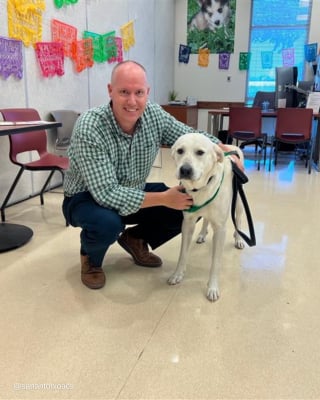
top-left (117, 229), bottom-right (162, 268)
top-left (80, 255), bottom-right (106, 289)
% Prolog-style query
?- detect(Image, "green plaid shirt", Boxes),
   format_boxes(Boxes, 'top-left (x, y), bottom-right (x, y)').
top-left (63, 101), bottom-right (219, 216)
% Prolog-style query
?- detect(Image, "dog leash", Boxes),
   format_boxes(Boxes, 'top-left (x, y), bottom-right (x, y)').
top-left (227, 152), bottom-right (256, 247)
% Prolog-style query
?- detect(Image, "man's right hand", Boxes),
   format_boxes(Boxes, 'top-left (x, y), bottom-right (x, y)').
top-left (162, 185), bottom-right (193, 210)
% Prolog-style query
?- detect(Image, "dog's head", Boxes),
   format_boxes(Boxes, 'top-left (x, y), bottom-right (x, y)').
top-left (171, 133), bottom-right (224, 191)
top-left (199, 0), bottom-right (231, 30)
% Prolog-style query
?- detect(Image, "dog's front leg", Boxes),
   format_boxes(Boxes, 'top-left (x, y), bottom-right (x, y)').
top-left (206, 225), bottom-right (227, 301)
top-left (196, 218), bottom-right (209, 243)
top-left (168, 215), bottom-right (196, 285)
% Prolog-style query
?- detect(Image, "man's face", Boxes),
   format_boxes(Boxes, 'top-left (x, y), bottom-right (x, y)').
top-left (108, 64), bottom-right (150, 134)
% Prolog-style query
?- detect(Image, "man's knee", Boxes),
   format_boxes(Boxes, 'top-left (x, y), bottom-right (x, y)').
top-left (93, 210), bottom-right (123, 243)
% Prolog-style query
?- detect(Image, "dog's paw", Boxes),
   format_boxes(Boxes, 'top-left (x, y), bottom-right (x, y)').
top-left (235, 238), bottom-right (245, 249)
top-left (167, 272), bottom-right (184, 285)
top-left (196, 234), bottom-right (206, 244)
top-left (206, 286), bottom-right (220, 302)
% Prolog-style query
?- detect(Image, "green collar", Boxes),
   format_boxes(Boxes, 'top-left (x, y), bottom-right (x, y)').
top-left (184, 151), bottom-right (233, 213)
top-left (185, 170), bottom-right (225, 213)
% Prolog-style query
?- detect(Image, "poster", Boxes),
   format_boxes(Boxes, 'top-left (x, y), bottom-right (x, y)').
top-left (187, 0), bottom-right (236, 54)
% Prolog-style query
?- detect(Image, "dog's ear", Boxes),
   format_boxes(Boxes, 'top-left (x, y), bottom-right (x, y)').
top-left (171, 142), bottom-right (177, 158)
top-left (213, 143), bottom-right (224, 164)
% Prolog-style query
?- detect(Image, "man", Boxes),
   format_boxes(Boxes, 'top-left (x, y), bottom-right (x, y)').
top-left (63, 60), bottom-right (239, 290)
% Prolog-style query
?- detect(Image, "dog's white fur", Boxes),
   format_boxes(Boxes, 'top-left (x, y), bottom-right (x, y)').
top-left (169, 133), bottom-right (245, 302)
top-left (188, 0), bottom-right (231, 32)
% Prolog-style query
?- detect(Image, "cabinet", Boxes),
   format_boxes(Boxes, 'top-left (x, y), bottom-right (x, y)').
top-left (161, 105), bottom-right (198, 130)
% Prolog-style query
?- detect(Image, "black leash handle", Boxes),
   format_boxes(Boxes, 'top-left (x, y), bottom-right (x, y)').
top-left (231, 163), bottom-right (256, 247)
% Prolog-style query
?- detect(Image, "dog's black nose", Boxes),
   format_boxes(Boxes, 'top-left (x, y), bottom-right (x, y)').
top-left (179, 164), bottom-right (193, 179)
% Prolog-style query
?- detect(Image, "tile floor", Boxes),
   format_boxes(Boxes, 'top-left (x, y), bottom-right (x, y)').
top-left (1, 148), bottom-right (320, 400)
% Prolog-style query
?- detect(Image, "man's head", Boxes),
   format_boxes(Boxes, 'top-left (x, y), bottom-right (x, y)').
top-left (108, 60), bottom-right (150, 134)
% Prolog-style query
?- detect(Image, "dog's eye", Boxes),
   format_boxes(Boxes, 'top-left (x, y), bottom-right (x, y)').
top-left (218, 7), bottom-right (223, 13)
top-left (208, 12), bottom-right (213, 17)
top-left (196, 150), bottom-right (205, 156)
top-left (177, 148), bottom-right (184, 155)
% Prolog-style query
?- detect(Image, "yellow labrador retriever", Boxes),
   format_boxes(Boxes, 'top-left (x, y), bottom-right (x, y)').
top-left (169, 133), bottom-right (245, 301)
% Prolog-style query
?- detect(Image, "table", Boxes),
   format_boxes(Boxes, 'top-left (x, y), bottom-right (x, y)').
top-left (0, 121), bottom-right (62, 252)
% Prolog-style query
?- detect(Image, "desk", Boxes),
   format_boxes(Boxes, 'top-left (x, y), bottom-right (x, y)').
top-left (0, 121), bottom-right (62, 252)
top-left (161, 105), bottom-right (198, 129)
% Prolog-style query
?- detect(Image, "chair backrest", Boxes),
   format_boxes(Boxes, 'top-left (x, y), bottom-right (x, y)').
top-left (50, 110), bottom-right (79, 151)
top-left (228, 106), bottom-right (262, 138)
top-left (275, 108), bottom-right (313, 142)
top-left (253, 91), bottom-right (276, 109)
top-left (0, 108), bottom-right (47, 165)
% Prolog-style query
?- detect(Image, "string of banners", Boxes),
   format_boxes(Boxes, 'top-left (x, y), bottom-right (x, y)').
top-left (178, 43), bottom-right (318, 72)
top-left (1, 0), bottom-right (135, 79)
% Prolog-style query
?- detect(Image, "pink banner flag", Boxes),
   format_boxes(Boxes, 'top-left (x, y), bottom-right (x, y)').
top-left (34, 42), bottom-right (64, 77)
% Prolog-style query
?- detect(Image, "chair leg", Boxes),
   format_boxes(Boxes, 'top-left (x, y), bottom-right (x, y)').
top-left (0, 167), bottom-right (25, 222)
top-left (39, 170), bottom-right (56, 205)
top-left (268, 137), bottom-right (275, 172)
top-left (308, 139), bottom-right (313, 174)
top-left (274, 141), bottom-right (278, 166)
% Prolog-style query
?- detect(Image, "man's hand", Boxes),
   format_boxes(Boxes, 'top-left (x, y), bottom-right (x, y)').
top-left (163, 185), bottom-right (194, 210)
top-left (141, 185), bottom-right (193, 210)
top-left (218, 143), bottom-right (245, 172)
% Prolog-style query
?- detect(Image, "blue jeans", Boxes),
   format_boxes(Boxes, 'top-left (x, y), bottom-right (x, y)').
top-left (62, 183), bottom-right (183, 267)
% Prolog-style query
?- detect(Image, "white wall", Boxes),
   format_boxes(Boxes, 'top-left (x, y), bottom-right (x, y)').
top-left (174, 0), bottom-right (320, 131)
top-left (0, 0), bottom-right (175, 206)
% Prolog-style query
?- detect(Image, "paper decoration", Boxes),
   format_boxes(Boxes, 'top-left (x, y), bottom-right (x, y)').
top-left (83, 31), bottom-right (115, 63)
top-left (54, 0), bottom-right (78, 8)
top-left (51, 19), bottom-right (77, 58)
top-left (198, 48), bottom-right (209, 67)
top-left (282, 48), bottom-right (294, 66)
top-left (34, 42), bottom-right (64, 77)
top-left (179, 44), bottom-right (191, 64)
top-left (120, 20), bottom-right (135, 51)
top-left (261, 51), bottom-right (273, 69)
top-left (7, 0), bottom-right (45, 47)
top-left (239, 52), bottom-right (250, 70)
top-left (218, 53), bottom-right (230, 70)
top-left (103, 31), bottom-right (117, 62)
top-left (71, 39), bottom-right (94, 73)
top-left (0, 37), bottom-right (23, 79)
top-left (304, 43), bottom-right (318, 63)
top-left (107, 37), bottom-right (123, 64)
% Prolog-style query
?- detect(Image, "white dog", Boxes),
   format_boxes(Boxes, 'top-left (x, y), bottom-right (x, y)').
top-left (169, 133), bottom-right (245, 302)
